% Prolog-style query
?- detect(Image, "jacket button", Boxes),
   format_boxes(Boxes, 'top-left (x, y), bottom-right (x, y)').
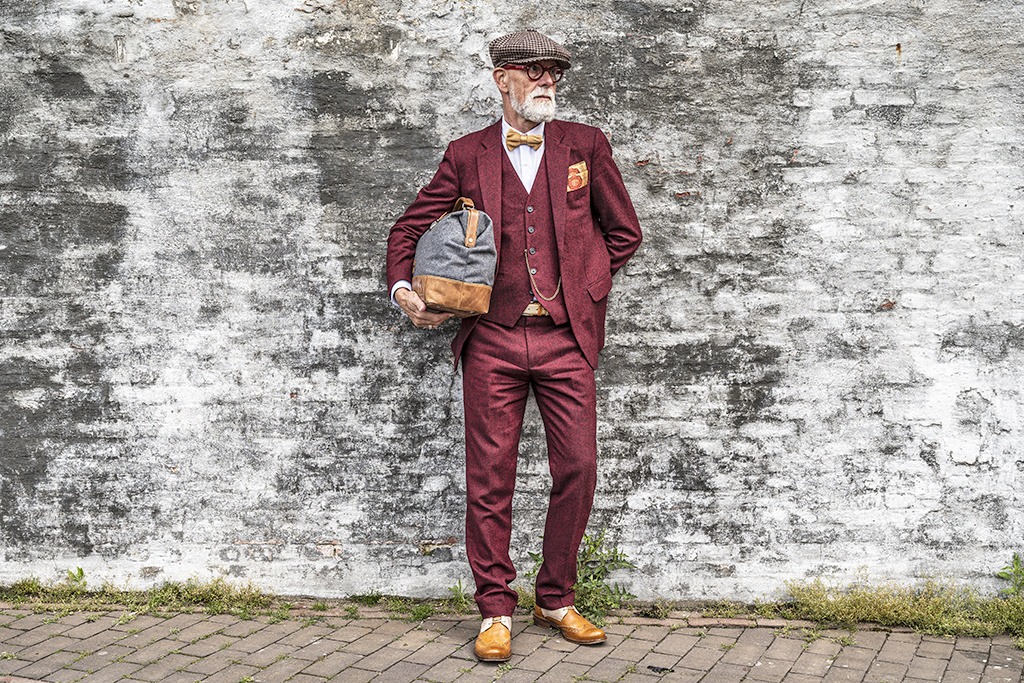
top-left (528, 226), bottom-right (535, 233)
top-left (529, 248), bottom-right (536, 254)
top-left (526, 206), bottom-right (534, 213)
top-left (530, 268), bottom-right (537, 274)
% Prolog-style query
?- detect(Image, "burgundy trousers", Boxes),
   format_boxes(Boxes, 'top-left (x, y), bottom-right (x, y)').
top-left (461, 316), bottom-right (598, 618)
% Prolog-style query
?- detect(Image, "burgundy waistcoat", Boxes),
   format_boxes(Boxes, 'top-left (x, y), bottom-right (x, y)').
top-left (482, 150), bottom-right (567, 326)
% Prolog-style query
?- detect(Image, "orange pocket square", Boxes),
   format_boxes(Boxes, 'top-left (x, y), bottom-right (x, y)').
top-left (567, 161), bottom-right (588, 191)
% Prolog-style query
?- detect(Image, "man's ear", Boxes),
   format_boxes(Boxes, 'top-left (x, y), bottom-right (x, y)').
top-left (492, 68), bottom-right (510, 94)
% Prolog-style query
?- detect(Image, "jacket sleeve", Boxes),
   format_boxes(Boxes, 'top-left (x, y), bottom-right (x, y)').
top-left (386, 143), bottom-right (462, 293)
top-left (589, 129), bottom-right (642, 275)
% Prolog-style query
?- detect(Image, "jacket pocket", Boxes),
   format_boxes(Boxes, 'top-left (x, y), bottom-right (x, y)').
top-left (586, 272), bottom-right (613, 302)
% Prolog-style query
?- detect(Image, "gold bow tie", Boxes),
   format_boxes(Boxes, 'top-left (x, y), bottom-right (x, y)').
top-left (505, 129), bottom-right (543, 151)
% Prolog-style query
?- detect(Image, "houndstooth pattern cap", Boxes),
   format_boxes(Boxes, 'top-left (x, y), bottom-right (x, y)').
top-left (489, 29), bottom-right (572, 70)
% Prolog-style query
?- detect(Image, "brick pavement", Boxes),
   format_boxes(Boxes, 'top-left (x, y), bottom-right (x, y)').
top-left (0, 605), bottom-right (1020, 682)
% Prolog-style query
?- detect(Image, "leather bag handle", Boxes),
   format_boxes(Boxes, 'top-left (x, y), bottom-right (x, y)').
top-left (453, 197), bottom-right (479, 248)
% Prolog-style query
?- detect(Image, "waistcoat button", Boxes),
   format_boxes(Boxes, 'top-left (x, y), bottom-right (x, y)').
top-left (526, 206), bottom-right (534, 213)
top-left (528, 226), bottom-right (535, 233)
top-left (529, 248), bottom-right (536, 254)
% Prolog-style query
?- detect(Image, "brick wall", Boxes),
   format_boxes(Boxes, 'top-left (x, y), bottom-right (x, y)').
top-left (1, 0), bottom-right (1021, 600)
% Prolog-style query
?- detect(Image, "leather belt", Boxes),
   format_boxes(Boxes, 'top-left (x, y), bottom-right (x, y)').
top-left (522, 302), bottom-right (549, 316)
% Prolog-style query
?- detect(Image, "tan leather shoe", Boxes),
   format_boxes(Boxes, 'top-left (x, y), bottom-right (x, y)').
top-left (474, 620), bottom-right (511, 661)
top-left (533, 605), bottom-right (606, 644)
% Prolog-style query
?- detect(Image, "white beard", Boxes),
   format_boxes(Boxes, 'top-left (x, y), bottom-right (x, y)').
top-left (510, 83), bottom-right (556, 124)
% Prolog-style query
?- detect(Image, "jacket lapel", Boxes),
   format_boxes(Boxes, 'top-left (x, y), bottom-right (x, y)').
top-left (477, 121), bottom-right (503, 261)
top-left (544, 121), bottom-right (573, 278)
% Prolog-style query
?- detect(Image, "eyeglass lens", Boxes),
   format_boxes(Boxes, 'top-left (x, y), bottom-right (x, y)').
top-left (527, 64), bottom-right (563, 82)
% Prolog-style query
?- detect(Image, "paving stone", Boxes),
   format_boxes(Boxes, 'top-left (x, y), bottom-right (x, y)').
top-left (516, 645), bottom-right (566, 672)
top-left (62, 617), bottom-right (120, 639)
top-left (73, 667), bottom-right (145, 683)
top-left (738, 629), bottom-right (779, 647)
top-left (66, 644), bottom-right (135, 671)
top-left (638, 650), bottom-right (682, 671)
top-left (941, 671), bottom-right (983, 683)
top-left (850, 631), bottom-right (888, 650)
top-left (13, 636), bottom-right (78, 660)
top-left (790, 651), bottom-right (835, 677)
top-left (703, 661), bottom-right (754, 682)
top-left (0, 657), bottom-right (33, 675)
top-left (325, 625), bottom-right (374, 643)
top-left (69, 629), bottom-right (131, 653)
top-left (12, 650), bottom-right (82, 680)
top-left (252, 654), bottom-right (310, 681)
top-left (908, 654), bottom-right (950, 680)
top-left (111, 615), bottom-right (165, 632)
top-left (654, 632), bottom-right (700, 656)
top-left (218, 619), bottom-right (266, 638)
top-left (562, 640), bottom-right (613, 666)
top-left (587, 656), bottom-right (641, 682)
top-left (290, 637), bottom-right (343, 661)
top-left (123, 638), bottom-right (183, 665)
top-left (40, 668), bottom-right (88, 683)
top-left (879, 637), bottom-right (922, 662)
top-left (227, 626), bottom-right (294, 654)
top-left (374, 658), bottom-right (431, 682)
top-left (678, 644), bottom-right (726, 671)
top-left (3, 630), bottom-right (51, 648)
top-left (5, 616), bottom-right (51, 631)
top-left (746, 657), bottom-right (792, 682)
top-left (721, 643), bottom-right (768, 667)
top-left (400, 640), bottom-right (459, 666)
top-left (340, 632), bottom-right (394, 656)
top-left (276, 625), bottom-right (334, 647)
top-left (178, 632), bottom-right (239, 656)
top-left (419, 656), bottom-right (476, 683)
top-left (182, 650), bottom-right (238, 675)
top-left (662, 668), bottom-right (705, 683)
top-left (830, 645), bottom-right (877, 672)
top-left (694, 634), bottom-right (741, 651)
top-left (918, 639), bottom-right (957, 659)
top-left (285, 675), bottom-right (329, 683)
top-left (632, 626), bottom-right (673, 641)
top-left (764, 636), bottom-right (806, 661)
top-left (300, 650), bottom-right (364, 678)
top-left (202, 662), bottom-right (261, 683)
top-left (611, 636), bottom-right (657, 661)
top-left (783, 675), bottom-right (834, 683)
top-left (171, 619), bottom-right (225, 644)
top-left (227, 641), bottom-right (297, 667)
top-left (956, 637), bottom-right (992, 653)
top-left (948, 650), bottom-right (989, 673)
top-left (794, 639), bottom-right (836, 659)
top-left (130, 652), bottom-right (198, 682)
top-left (865, 659), bottom-right (909, 683)
top-left (619, 672), bottom-right (662, 683)
top-left (349, 644), bottom-right (410, 672)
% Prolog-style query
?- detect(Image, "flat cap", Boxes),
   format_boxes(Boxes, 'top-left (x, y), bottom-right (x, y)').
top-left (489, 29), bottom-right (571, 70)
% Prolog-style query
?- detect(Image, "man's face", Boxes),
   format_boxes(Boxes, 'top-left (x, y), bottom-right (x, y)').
top-left (506, 61), bottom-right (558, 125)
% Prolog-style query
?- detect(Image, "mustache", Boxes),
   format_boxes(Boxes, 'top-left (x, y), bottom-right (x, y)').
top-left (529, 87), bottom-right (555, 101)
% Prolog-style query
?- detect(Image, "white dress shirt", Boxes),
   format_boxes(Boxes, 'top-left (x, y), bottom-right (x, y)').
top-left (391, 117), bottom-right (545, 305)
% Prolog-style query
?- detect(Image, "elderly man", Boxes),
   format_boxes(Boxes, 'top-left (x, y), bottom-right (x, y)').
top-left (386, 29), bottom-right (642, 661)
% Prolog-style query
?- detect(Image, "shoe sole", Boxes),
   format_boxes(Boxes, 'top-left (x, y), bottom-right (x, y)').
top-left (532, 614), bottom-right (607, 644)
top-left (475, 651), bottom-right (511, 662)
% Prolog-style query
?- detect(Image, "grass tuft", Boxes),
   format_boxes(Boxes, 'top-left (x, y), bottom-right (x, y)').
top-left (0, 574), bottom-right (271, 617)
top-left (778, 576), bottom-right (1024, 637)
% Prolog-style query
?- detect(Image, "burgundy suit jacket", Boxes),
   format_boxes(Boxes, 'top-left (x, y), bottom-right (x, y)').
top-left (386, 119), bottom-right (642, 369)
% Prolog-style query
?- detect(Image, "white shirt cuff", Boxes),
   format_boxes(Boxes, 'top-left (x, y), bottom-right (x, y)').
top-left (391, 280), bottom-right (412, 306)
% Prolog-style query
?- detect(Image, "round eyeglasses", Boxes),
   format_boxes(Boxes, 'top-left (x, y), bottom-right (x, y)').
top-left (503, 63), bottom-right (564, 83)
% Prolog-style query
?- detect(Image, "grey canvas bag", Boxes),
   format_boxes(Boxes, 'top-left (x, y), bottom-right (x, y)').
top-left (412, 197), bottom-right (497, 318)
